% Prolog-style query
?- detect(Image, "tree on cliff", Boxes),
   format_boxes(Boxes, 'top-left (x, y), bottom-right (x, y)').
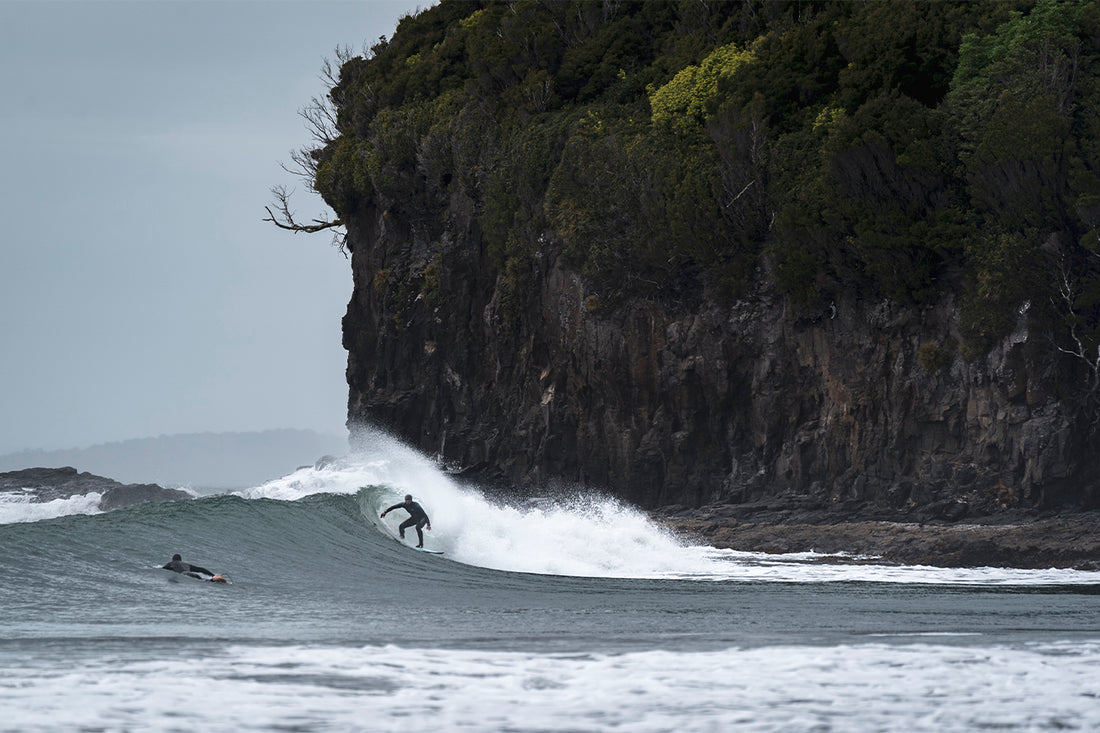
top-left (284, 1), bottom-right (1100, 339)
top-left (263, 184), bottom-right (344, 242)
top-left (264, 46), bottom-right (365, 249)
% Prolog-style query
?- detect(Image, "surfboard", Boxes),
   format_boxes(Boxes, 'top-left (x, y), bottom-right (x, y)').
top-left (379, 523), bottom-right (444, 554)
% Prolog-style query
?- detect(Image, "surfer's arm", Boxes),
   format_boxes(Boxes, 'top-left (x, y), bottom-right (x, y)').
top-left (381, 503), bottom-right (403, 516)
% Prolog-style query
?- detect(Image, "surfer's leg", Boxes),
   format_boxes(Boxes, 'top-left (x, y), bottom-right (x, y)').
top-left (399, 517), bottom-right (415, 539)
top-left (415, 519), bottom-right (426, 547)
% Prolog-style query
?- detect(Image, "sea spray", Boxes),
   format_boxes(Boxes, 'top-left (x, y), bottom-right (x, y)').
top-left (239, 429), bottom-right (697, 578)
top-left (233, 430), bottom-right (1100, 585)
top-left (0, 490), bottom-right (105, 525)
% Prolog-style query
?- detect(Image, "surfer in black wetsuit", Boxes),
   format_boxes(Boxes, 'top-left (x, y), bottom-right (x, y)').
top-left (381, 495), bottom-right (432, 547)
top-left (162, 554), bottom-right (227, 583)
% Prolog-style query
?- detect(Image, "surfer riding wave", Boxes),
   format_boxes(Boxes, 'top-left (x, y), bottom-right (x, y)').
top-left (381, 495), bottom-right (432, 548)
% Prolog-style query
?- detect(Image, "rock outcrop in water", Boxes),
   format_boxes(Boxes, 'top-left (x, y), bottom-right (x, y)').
top-left (0, 467), bottom-right (190, 510)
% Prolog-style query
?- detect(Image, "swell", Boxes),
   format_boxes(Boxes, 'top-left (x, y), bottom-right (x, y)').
top-left (0, 489), bottom-right (463, 596)
top-left (4, 444), bottom-right (1100, 587)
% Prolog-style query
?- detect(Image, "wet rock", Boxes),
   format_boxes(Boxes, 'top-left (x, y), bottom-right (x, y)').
top-left (98, 483), bottom-right (190, 510)
top-left (655, 501), bottom-right (1100, 569)
top-left (0, 467), bottom-right (189, 510)
top-left (341, 195), bottom-right (1100, 515)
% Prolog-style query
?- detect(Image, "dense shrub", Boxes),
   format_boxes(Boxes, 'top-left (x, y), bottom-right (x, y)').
top-left (311, 0), bottom-right (1100, 354)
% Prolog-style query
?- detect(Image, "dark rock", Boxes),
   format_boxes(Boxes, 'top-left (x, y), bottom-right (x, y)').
top-left (338, 152), bottom-right (1100, 521)
top-left (0, 466), bottom-right (108, 501)
top-left (655, 501), bottom-right (1100, 569)
top-left (341, 201), bottom-right (1100, 517)
top-left (938, 499), bottom-right (969, 522)
top-left (99, 483), bottom-right (190, 510)
top-left (0, 466), bottom-right (189, 511)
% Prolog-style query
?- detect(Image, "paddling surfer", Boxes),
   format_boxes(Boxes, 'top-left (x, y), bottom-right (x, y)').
top-left (162, 554), bottom-right (227, 583)
top-left (381, 495), bottom-right (432, 547)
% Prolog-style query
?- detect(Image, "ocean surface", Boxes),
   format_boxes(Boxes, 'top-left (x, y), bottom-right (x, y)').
top-left (2, 430), bottom-right (1099, 732)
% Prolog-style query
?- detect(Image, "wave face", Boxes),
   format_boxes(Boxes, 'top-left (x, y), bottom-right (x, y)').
top-left (3, 428), bottom-right (1100, 732)
top-left (4, 426), bottom-right (1100, 586)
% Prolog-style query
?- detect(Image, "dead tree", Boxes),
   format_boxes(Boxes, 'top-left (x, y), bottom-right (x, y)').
top-left (265, 47), bottom-right (357, 251)
top-left (1052, 253), bottom-right (1100, 427)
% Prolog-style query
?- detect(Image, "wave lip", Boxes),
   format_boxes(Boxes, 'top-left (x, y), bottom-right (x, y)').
top-left (234, 436), bottom-right (1100, 585)
top-left (7, 429), bottom-right (1100, 586)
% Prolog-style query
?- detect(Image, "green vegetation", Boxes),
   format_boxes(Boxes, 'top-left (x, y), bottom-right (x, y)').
top-left (313, 0), bottom-right (1100, 354)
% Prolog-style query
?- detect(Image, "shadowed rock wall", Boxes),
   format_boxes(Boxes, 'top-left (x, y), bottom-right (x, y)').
top-left (342, 208), bottom-right (1097, 512)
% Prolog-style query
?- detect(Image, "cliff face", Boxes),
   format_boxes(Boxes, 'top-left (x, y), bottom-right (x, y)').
top-left (326, 0), bottom-right (1100, 514)
top-left (342, 207), bottom-right (1097, 512)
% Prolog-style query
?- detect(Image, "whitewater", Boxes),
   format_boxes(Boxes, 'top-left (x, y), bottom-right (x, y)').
top-left (2, 428), bottom-right (1098, 731)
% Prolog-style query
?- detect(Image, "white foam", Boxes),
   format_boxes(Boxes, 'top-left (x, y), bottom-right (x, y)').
top-left (236, 429), bottom-right (448, 502)
top-left (232, 430), bottom-right (1100, 585)
top-left (0, 490), bottom-right (104, 525)
top-left (425, 490), bottom-right (703, 577)
top-left (3, 640), bottom-right (1099, 732)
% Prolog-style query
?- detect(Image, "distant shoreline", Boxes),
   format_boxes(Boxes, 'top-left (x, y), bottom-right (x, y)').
top-left (0, 429), bottom-right (346, 489)
top-left (656, 503), bottom-right (1100, 571)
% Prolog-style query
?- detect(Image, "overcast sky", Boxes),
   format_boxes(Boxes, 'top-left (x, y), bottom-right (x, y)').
top-left (0, 0), bottom-right (426, 454)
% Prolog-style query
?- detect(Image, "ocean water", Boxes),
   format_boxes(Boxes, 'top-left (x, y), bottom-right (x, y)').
top-left (2, 431), bottom-right (1099, 732)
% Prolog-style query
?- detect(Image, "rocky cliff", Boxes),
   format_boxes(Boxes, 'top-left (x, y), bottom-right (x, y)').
top-left (320, 1), bottom-right (1100, 515)
top-left (342, 207), bottom-right (1098, 512)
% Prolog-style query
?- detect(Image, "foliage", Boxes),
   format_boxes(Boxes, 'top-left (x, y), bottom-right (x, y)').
top-left (649, 41), bottom-right (755, 130)
top-left (307, 0), bottom-right (1100, 355)
top-left (959, 231), bottom-right (1048, 354)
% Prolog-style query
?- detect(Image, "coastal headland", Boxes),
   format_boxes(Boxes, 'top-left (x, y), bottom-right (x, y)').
top-left (273, 1), bottom-right (1100, 571)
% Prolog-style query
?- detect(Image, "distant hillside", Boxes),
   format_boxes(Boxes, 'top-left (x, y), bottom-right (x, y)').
top-left (0, 430), bottom-right (347, 490)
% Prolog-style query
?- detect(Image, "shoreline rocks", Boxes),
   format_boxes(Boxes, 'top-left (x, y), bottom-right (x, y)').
top-left (0, 467), bottom-right (191, 511)
top-left (655, 501), bottom-right (1100, 570)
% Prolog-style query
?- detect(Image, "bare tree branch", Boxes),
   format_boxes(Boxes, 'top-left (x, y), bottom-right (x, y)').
top-left (300, 97), bottom-right (340, 147)
top-left (265, 46), bottom-right (361, 254)
top-left (263, 185), bottom-right (346, 252)
top-left (263, 185), bottom-right (342, 233)
top-left (1051, 253), bottom-right (1100, 427)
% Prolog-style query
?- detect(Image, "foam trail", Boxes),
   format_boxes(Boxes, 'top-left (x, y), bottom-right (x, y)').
top-left (239, 427), bottom-right (697, 577)
top-left (234, 428), bottom-right (1100, 585)
top-left (429, 490), bottom-right (699, 577)
top-left (9, 641), bottom-right (1100, 732)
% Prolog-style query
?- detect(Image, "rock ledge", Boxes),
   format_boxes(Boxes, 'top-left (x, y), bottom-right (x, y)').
top-left (655, 502), bottom-right (1100, 570)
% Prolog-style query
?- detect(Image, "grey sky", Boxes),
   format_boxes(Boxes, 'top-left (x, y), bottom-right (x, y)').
top-left (0, 0), bottom-right (426, 454)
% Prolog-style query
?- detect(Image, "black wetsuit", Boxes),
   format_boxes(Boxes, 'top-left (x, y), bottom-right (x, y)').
top-left (162, 559), bottom-right (215, 580)
top-left (384, 501), bottom-right (431, 545)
